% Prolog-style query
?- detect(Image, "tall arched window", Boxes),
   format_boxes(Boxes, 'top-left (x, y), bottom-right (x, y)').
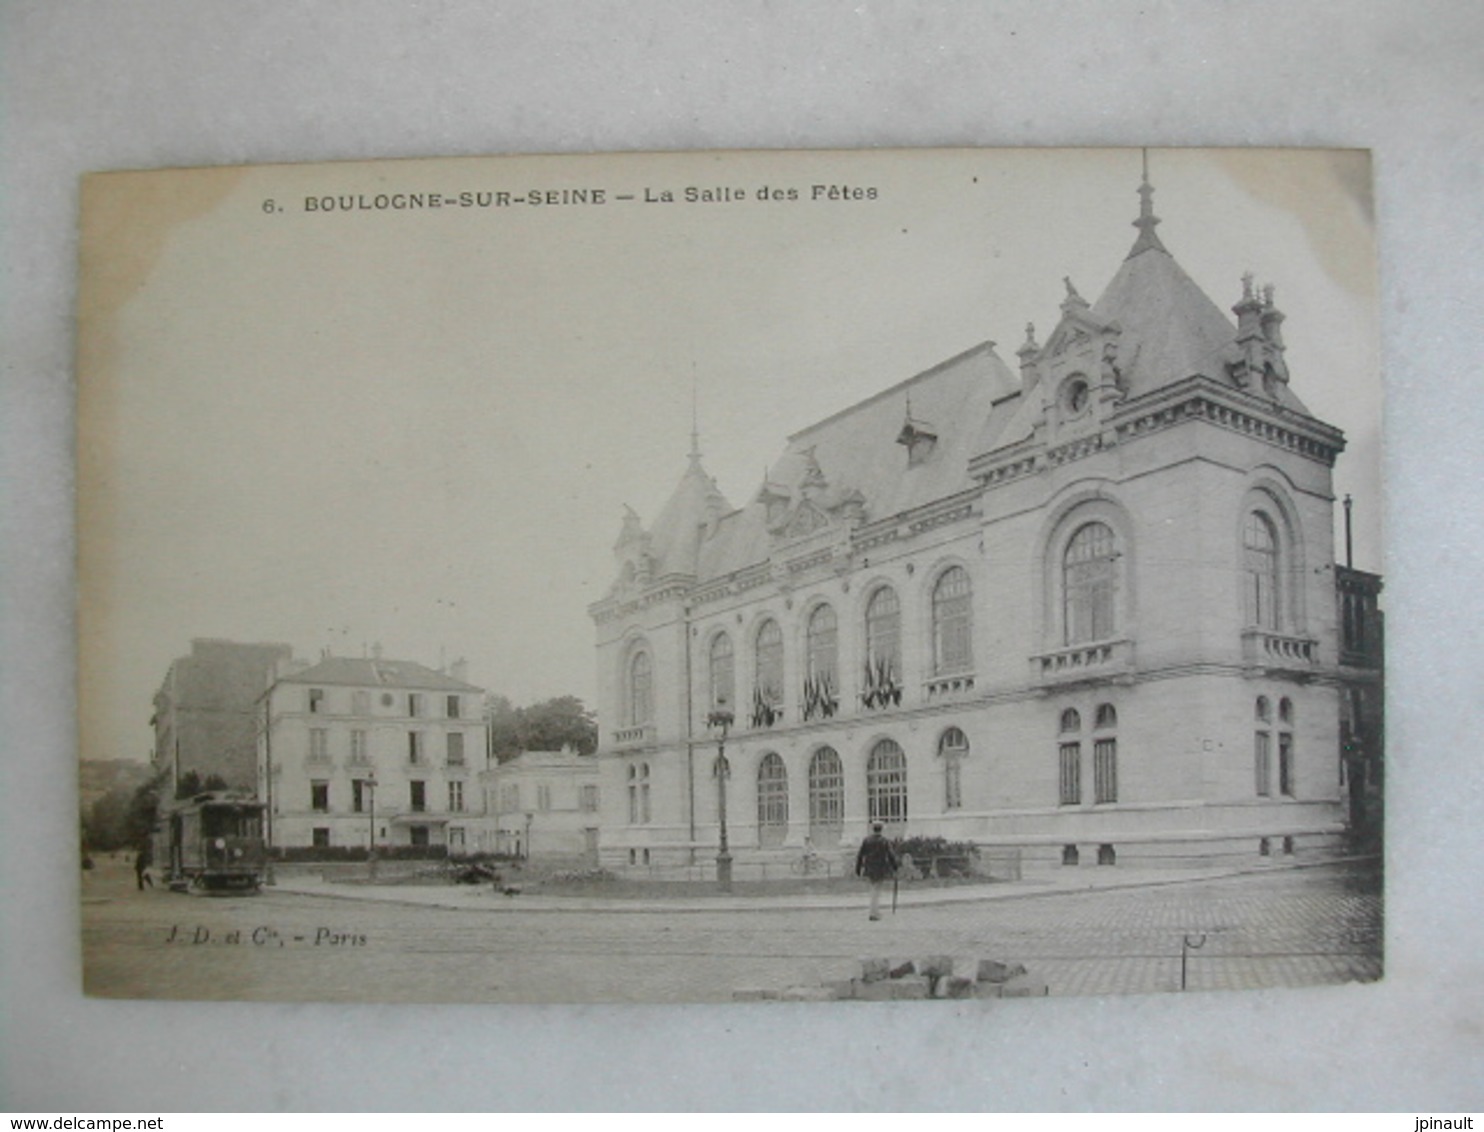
top-left (753, 619), bottom-right (784, 726)
top-left (867, 738), bottom-right (908, 826)
top-left (804, 604), bottom-right (839, 721)
top-left (627, 762), bottom-right (650, 824)
top-left (1254, 696), bottom-right (1272, 797)
top-left (932, 566), bottom-right (974, 676)
top-left (1278, 697), bottom-right (1295, 798)
top-left (939, 727), bottom-right (969, 810)
top-left (1064, 522), bottom-right (1118, 645)
top-left (864, 586), bottom-right (902, 708)
top-left (756, 753), bottom-right (789, 847)
top-left (1058, 708), bottom-right (1082, 806)
top-left (709, 632), bottom-right (734, 713)
top-left (808, 747), bottom-right (845, 844)
top-left (1093, 702), bottom-right (1118, 804)
top-left (1244, 511), bottom-right (1280, 629)
top-left (627, 649), bottom-right (653, 727)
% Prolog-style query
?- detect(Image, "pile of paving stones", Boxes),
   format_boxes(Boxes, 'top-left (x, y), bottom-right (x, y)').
top-left (734, 957), bottom-right (1049, 1001)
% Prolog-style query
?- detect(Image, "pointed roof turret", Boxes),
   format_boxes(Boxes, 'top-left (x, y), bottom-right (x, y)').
top-left (1086, 159), bottom-right (1309, 412)
top-left (646, 420), bottom-right (733, 577)
top-left (1128, 149), bottom-right (1168, 258)
top-left (1085, 157), bottom-right (1241, 401)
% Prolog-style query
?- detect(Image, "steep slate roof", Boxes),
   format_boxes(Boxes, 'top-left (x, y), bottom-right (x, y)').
top-left (647, 450), bottom-right (731, 578)
top-left (693, 341), bottom-right (1020, 583)
top-left (277, 655), bottom-right (482, 692)
top-left (639, 176), bottom-right (1313, 590)
top-left (1090, 236), bottom-right (1311, 414)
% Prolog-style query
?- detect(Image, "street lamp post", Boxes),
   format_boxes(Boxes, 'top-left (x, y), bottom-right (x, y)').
top-left (706, 703), bottom-right (734, 892)
top-left (366, 769), bottom-right (378, 882)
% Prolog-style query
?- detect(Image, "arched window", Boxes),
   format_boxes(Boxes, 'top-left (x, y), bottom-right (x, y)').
top-left (1093, 703), bottom-right (1118, 804)
top-left (1244, 511), bottom-right (1280, 629)
top-left (627, 649), bottom-right (652, 727)
top-left (808, 747), bottom-right (845, 844)
top-left (864, 586), bottom-right (902, 709)
top-left (939, 727), bottom-right (969, 810)
top-left (753, 619), bottom-right (784, 726)
top-left (1254, 696), bottom-right (1272, 797)
top-left (1064, 521), bottom-right (1118, 645)
top-left (804, 604), bottom-right (840, 721)
top-left (1278, 697), bottom-right (1295, 798)
top-left (756, 753), bottom-right (789, 847)
top-left (709, 632), bottom-right (734, 713)
top-left (932, 566), bottom-right (974, 676)
top-left (866, 738), bottom-right (908, 826)
top-left (627, 762), bottom-right (651, 824)
top-left (1058, 708), bottom-right (1082, 805)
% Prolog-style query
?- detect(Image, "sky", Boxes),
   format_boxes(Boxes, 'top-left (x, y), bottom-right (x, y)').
top-left (76, 147), bottom-right (1381, 763)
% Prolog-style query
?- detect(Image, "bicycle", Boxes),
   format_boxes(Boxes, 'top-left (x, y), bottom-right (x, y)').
top-left (790, 851), bottom-right (829, 876)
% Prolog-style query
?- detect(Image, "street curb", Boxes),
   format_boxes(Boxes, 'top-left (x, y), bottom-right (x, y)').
top-left (268, 855), bottom-right (1379, 916)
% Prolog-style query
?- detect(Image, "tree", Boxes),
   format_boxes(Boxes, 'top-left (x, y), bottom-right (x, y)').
top-left (485, 694), bottom-right (523, 762)
top-left (83, 786), bottom-right (135, 852)
top-left (484, 693), bottom-right (598, 762)
top-left (522, 695), bottom-right (598, 756)
top-left (82, 770), bottom-right (169, 852)
top-left (126, 772), bottom-right (168, 846)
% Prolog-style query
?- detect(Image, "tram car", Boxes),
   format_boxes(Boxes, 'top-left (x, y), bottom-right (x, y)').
top-left (161, 791), bottom-right (268, 892)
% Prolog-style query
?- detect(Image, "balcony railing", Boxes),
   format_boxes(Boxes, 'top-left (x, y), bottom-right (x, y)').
top-left (1242, 628), bottom-right (1318, 669)
top-left (1031, 639), bottom-right (1134, 684)
top-left (924, 673), bottom-right (976, 700)
top-left (611, 723), bottom-right (655, 749)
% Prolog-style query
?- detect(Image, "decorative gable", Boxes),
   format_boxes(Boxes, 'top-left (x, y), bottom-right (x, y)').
top-left (610, 505), bottom-right (655, 596)
top-left (778, 499), bottom-right (831, 539)
top-left (762, 449), bottom-right (869, 545)
top-left (1022, 277), bottom-right (1131, 443)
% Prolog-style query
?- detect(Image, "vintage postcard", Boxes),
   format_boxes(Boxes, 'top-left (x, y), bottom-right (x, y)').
top-left (78, 147), bottom-right (1382, 1004)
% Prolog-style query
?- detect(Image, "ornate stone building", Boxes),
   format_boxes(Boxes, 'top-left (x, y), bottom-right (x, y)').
top-left (589, 175), bottom-right (1377, 875)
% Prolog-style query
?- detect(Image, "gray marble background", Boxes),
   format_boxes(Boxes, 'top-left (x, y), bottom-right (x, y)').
top-left (4, 0), bottom-right (1481, 1112)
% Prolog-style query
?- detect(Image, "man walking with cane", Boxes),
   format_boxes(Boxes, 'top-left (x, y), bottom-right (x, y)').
top-left (855, 822), bottom-right (899, 922)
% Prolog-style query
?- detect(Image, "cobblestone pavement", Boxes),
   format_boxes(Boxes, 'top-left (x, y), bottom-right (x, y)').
top-left (80, 858), bottom-right (1381, 1003)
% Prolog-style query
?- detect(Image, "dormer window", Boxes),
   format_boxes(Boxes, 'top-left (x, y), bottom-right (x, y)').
top-left (896, 419), bottom-right (938, 466)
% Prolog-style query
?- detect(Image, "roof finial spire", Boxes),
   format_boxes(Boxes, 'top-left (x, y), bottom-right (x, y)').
top-left (688, 369), bottom-right (703, 467)
top-left (1129, 148), bottom-right (1167, 258)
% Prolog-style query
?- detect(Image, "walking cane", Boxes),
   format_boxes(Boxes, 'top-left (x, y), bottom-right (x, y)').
top-left (892, 870), bottom-right (899, 915)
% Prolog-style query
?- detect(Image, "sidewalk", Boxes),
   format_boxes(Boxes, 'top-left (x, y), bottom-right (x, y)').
top-left (268, 854), bottom-right (1371, 915)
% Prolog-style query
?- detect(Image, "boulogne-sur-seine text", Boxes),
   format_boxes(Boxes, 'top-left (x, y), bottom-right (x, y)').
top-left (297, 184), bottom-right (878, 212)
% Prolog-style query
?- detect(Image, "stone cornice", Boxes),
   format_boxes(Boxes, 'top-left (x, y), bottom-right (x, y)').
top-left (1117, 379), bottom-right (1345, 466)
top-left (643, 488), bottom-right (985, 615)
top-left (588, 572), bottom-right (695, 625)
top-left (968, 376), bottom-right (1346, 489)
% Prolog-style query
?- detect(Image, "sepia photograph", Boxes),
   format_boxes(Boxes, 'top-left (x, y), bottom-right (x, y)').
top-left (77, 146), bottom-right (1383, 1006)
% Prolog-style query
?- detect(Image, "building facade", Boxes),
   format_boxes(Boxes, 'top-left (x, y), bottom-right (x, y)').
top-left (482, 748), bottom-right (600, 862)
top-left (152, 638), bottom-right (294, 793)
top-left (589, 176), bottom-right (1380, 875)
top-left (259, 651), bottom-right (488, 853)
